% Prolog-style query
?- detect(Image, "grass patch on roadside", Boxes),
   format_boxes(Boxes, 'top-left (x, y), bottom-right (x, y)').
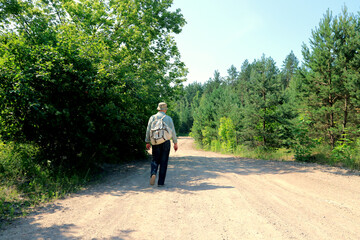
top-left (298, 143), bottom-right (360, 170)
top-left (233, 145), bottom-right (294, 161)
top-left (204, 139), bottom-right (294, 161)
top-left (200, 139), bottom-right (360, 171)
top-left (0, 141), bottom-right (94, 227)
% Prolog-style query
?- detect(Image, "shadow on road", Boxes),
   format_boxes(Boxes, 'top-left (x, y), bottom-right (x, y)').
top-left (60, 154), bottom-right (319, 199)
top-left (1, 215), bottom-right (132, 240)
top-left (1, 153), bottom-right (356, 239)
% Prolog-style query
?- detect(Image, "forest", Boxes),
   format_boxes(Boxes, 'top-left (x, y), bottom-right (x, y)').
top-left (174, 7), bottom-right (360, 170)
top-left (0, 0), bottom-right (359, 222)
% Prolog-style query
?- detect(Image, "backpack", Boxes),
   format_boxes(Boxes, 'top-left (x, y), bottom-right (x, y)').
top-left (150, 115), bottom-right (172, 145)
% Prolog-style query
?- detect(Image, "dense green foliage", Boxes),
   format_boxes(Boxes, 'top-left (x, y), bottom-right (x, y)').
top-left (0, 0), bottom-right (186, 222)
top-left (185, 55), bottom-right (295, 151)
top-left (301, 8), bottom-right (360, 148)
top-left (0, 141), bottom-right (91, 223)
top-left (0, 0), bottom-right (186, 170)
top-left (176, 8), bottom-right (360, 170)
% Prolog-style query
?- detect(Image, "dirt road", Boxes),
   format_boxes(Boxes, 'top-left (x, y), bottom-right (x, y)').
top-left (1, 137), bottom-right (360, 239)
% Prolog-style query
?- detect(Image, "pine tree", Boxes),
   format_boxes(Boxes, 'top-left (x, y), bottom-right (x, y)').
top-left (332, 7), bottom-right (360, 139)
top-left (235, 59), bottom-right (252, 107)
top-left (301, 7), bottom-right (360, 147)
top-left (226, 65), bottom-right (238, 86)
top-left (241, 55), bottom-right (283, 148)
top-left (281, 51), bottom-right (299, 88)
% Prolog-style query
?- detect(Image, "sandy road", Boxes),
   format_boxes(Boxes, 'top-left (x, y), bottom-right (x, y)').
top-left (1, 137), bottom-right (360, 240)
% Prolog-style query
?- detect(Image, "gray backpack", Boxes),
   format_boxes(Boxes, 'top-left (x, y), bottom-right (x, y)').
top-left (150, 115), bottom-right (172, 145)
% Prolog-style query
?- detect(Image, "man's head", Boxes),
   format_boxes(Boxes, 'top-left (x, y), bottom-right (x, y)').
top-left (157, 102), bottom-right (168, 112)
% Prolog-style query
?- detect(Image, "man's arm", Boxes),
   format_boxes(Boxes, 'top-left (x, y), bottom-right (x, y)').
top-left (167, 116), bottom-right (178, 151)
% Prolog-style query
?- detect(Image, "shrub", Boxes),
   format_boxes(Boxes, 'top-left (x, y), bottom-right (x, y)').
top-left (0, 141), bottom-right (92, 224)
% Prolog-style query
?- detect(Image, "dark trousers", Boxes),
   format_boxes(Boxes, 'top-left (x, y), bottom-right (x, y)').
top-left (151, 140), bottom-right (171, 185)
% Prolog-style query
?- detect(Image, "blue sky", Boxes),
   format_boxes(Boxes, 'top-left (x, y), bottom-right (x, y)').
top-left (171, 0), bottom-right (360, 84)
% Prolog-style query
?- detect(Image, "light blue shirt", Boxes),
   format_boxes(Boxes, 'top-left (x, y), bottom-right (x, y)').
top-left (145, 111), bottom-right (177, 144)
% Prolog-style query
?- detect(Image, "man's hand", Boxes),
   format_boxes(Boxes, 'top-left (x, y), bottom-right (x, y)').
top-left (146, 143), bottom-right (151, 150)
top-left (174, 143), bottom-right (178, 152)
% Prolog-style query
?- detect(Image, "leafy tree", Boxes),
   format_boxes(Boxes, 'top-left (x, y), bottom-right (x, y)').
top-left (0, 0), bottom-right (186, 169)
top-left (218, 117), bottom-right (236, 152)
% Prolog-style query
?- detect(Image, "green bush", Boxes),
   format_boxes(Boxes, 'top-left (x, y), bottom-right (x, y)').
top-left (218, 117), bottom-right (236, 153)
top-left (0, 0), bottom-right (186, 170)
top-left (210, 140), bottom-right (221, 152)
top-left (0, 141), bottom-right (92, 224)
top-left (330, 135), bottom-right (360, 170)
top-left (290, 115), bottom-right (318, 162)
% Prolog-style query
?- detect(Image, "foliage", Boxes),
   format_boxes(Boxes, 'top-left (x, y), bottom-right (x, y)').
top-left (281, 50), bottom-right (299, 88)
top-left (218, 117), bottom-right (236, 153)
top-left (172, 82), bottom-right (203, 134)
top-left (0, 1), bottom-right (187, 222)
top-left (0, 141), bottom-right (92, 224)
top-left (330, 131), bottom-right (360, 169)
top-left (174, 6), bottom-right (360, 170)
top-left (301, 7), bottom-right (360, 148)
top-left (241, 55), bottom-right (286, 148)
top-left (0, 0), bottom-right (186, 169)
top-left (290, 115), bottom-right (318, 162)
top-left (185, 55), bottom-right (295, 154)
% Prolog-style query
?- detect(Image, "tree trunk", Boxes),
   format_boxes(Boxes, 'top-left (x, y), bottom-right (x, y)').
top-left (342, 95), bottom-right (349, 136)
top-left (327, 65), bottom-right (335, 149)
top-left (329, 111), bottom-right (335, 148)
top-left (263, 90), bottom-right (266, 145)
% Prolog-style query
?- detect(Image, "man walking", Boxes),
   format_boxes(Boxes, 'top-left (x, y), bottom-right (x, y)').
top-left (145, 102), bottom-right (178, 186)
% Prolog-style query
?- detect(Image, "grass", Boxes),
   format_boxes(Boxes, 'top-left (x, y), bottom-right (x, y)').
top-left (201, 139), bottom-right (360, 171)
top-left (2, 136), bottom-right (358, 227)
top-left (206, 139), bottom-right (294, 162)
top-left (0, 141), bottom-right (95, 227)
top-left (307, 144), bottom-right (360, 170)
top-left (233, 145), bottom-right (294, 162)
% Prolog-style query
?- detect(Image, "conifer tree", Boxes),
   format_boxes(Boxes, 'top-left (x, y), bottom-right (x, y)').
top-left (235, 60), bottom-right (252, 107)
top-left (301, 7), bottom-right (360, 147)
top-left (281, 51), bottom-right (299, 88)
top-left (226, 65), bottom-right (238, 86)
top-left (241, 55), bottom-right (283, 147)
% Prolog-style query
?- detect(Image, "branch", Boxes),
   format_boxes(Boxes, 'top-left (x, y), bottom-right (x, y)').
top-left (49, 0), bottom-right (64, 25)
